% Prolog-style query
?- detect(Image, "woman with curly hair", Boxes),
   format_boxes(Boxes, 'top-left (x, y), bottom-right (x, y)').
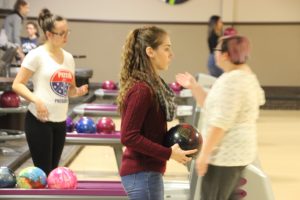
top-left (117, 26), bottom-right (197, 200)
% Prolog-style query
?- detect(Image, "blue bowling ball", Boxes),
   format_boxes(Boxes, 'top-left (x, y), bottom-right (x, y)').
top-left (75, 117), bottom-right (96, 134)
top-left (0, 166), bottom-right (16, 188)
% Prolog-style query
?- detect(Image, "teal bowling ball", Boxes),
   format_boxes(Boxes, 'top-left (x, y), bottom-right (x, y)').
top-left (0, 166), bottom-right (16, 188)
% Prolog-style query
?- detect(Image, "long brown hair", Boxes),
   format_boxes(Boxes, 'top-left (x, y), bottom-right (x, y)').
top-left (117, 26), bottom-right (168, 113)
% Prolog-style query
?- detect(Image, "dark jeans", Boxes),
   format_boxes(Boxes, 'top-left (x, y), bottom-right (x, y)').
top-left (121, 171), bottom-right (164, 200)
top-left (207, 53), bottom-right (223, 78)
top-left (25, 111), bottom-right (66, 175)
top-left (201, 164), bottom-right (246, 200)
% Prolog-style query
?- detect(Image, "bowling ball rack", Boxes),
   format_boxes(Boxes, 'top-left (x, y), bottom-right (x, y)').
top-left (0, 129), bottom-right (25, 155)
top-left (0, 180), bottom-right (127, 200)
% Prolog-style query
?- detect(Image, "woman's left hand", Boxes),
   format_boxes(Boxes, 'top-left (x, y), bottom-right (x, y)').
top-left (195, 153), bottom-right (209, 176)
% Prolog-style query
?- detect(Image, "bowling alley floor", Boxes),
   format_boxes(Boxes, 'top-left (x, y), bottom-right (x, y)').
top-left (10, 110), bottom-right (300, 200)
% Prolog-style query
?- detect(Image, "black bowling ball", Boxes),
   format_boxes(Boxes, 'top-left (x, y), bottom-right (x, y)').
top-left (163, 123), bottom-right (202, 157)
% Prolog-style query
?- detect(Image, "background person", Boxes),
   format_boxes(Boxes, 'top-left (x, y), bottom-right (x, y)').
top-left (2, 0), bottom-right (29, 61)
top-left (207, 15), bottom-right (223, 77)
top-left (21, 21), bottom-right (39, 55)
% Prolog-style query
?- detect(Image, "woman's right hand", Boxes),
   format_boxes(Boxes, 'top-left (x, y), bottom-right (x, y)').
top-left (170, 144), bottom-right (198, 164)
top-left (175, 72), bottom-right (197, 89)
top-left (34, 99), bottom-right (49, 122)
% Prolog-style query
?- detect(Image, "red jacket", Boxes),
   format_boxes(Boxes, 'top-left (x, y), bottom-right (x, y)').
top-left (120, 82), bottom-right (172, 176)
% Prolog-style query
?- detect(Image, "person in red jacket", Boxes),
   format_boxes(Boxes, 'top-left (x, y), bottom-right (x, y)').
top-left (117, 26), bottom-right (197, 200)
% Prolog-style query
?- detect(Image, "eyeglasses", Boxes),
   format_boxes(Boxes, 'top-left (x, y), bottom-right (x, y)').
top-left (213, 48), bottom-right (222, 52)
top-left (51, 30), bottom-right (71, 37)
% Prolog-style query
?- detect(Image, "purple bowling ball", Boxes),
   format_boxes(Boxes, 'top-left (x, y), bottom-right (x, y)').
top-left (101, 80), bottom-right (117, 90)
top-left (66, 117), bottom-right (75, 132)
top-left (0, 91), bottom-right (20, 108)
top-left (96, 117), bottom-right (115, 134)
top-left (169, 82), bottom-right (182, 92)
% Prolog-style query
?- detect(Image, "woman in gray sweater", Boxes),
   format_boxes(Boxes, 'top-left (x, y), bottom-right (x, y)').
top-left (2, 0), bottom-right (29, 61)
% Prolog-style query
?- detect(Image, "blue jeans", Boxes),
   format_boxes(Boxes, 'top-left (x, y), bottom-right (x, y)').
top-left (121, 171), bottom-right (164, 200)
top-left (207, 53), bottom-right (223, 77)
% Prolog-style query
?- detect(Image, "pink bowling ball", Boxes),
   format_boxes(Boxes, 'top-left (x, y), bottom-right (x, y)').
top-left (47, 167), bottom-right (77, 189)
top-left (169, 82), bottom-right (182, 92)
top-left (224, 27), bottom-right (237, 36)
top-left (0, 91), bottom-right (20, 108)
top-left (101, 80), bottom-right (117, 90)
top-left (96, 117), bottom-right (116, 134)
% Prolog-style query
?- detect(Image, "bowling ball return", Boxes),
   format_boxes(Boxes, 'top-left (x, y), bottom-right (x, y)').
top-left (72, 103), bottom-right (194, 124)
top-left (0, 106), bottom-right (27, 113)
top-left (73, 103), bottom-right (119, 117)
top-left (65, 132), bottom-right (123, 171)
top-left (94, 86), bottom-right (192, 98)
top-left (0, 94), bottom-right (27, 131)
top-left (64, 133), bottom-right (191, 200)
top-left (0, 180), bottom-right (127, 200)
top-left (0, 129), bottom-right (25, 155)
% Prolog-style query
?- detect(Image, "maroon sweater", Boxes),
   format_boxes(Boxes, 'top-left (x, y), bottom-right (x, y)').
top-left (119, 82), bottom-right (172, 176)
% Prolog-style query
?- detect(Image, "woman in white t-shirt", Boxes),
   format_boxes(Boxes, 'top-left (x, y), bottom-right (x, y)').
top-left (176, 35), bottom-right (265, 200)
top-left (12, 8), bottom-right (88, 175)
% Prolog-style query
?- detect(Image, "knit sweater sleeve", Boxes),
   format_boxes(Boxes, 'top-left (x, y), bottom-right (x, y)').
top-left (120, 84), bottom-right (172, 161)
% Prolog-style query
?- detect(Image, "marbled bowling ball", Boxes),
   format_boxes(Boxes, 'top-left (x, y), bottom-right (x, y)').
top-left (101, 80), bottom-right (117, 90)
top-left (47, 167), bottom-right (77, 189)
top-left (66, 117), bottom-right (75, 132)
top-left (0, 91), bottom-right (20, 108)
top-left (0, 166), bottom-right (16, 188)
top-left (75, 117), bottom-right (96, 134)
top-left (17, 166), bottom-right (47, 189)
top-left (163, 123), bottom-right (202, 157)
top-left (96, 117), bottom-right (115, 134)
